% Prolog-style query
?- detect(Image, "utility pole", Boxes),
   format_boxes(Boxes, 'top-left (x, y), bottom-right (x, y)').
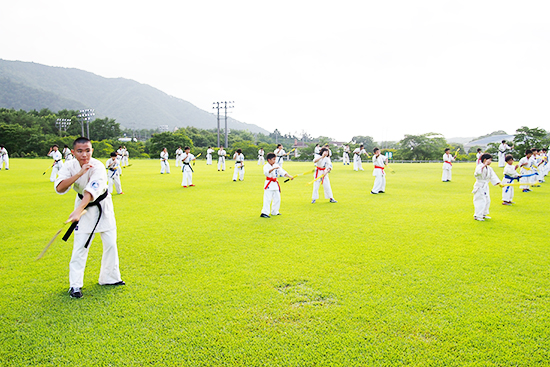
top-left (213, 102), bottom-right (221, 147)
top-left (224, 101), bottom-right (234, 148)
top-left (213, 101), bottom-right (234, 147)
top-left (77, 109), bottom-right (95, 139)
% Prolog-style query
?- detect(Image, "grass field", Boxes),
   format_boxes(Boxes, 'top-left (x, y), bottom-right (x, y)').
top-left (1, 158), bottom-right (549, 366)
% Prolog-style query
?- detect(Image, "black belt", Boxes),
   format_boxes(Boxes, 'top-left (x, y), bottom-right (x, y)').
top-left (182, 162), bottom-right (194, 172)
top-left (55, 159), bottom-right (61, 162)
top-left (62, 190), bottom-right (109, 248)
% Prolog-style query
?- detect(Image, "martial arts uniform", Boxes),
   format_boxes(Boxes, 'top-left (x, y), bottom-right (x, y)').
top-left (121, 149), bottom-right (129, 167)
top-left (502, 163), bottom-right (519, 203)
top-left (498, 143), bottom-right (511, 167)
top-left (342, 146), bottom-right (350, 165)
top-left (275, 148), bottom-right (286, 168)
top-left (206, 148), bottom-right (214, 165)
top-left (442, 153), bottom-right (455, 182)
top-left (233, 153), bottom-right (245, 181)
top-left (476, 152), bottom-right (482, 165)
top-left (353, 148), bottom-right (366, 171)
top-left (217, 149), bottom-right (226, 171)
top-left (175, 148), bottom-right (183, 167)
top-left (312, 155), bottom-right (334, 201)
top-left (106, 157), bottom-right (123, 194)
top-left (529, 155), bottom-right (538, 185)
top-left (160, 151), bottom-right (170, 174)
top-left (48, 150), bottom-right (63, 182)
top-left (536, 154), bottom-right (545, 183)
top-left (55, 158), bottom-right (123, 289)
top-left (314, 146), bottom-right (321, 155)
top-left (472, 164), bottom-right (501, 220)
top-left (0, 147), bottom-right (8, 170)
top-left (257, 149), bottom-right (265, 165)
top-left (181, 152), bottom-right (195, 187)
top-left (63, 147), bottom-right (73, 162)
top-left (261, 162), bottom-right (288, 216)
top-left (371, 154), bottom-right (386, 193)
top-left (518, 156), bottom-right (532, 190)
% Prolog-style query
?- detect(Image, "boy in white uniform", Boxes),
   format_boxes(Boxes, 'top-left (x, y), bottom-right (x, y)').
top-left (0, 145), bottom-right (9, 170)
top-left (472, 153), bottom-right (502, 221)
top-left (314, 144), bottom-right (321, 155)
top-left (55, 137), bottom-right (124, 298)
top-left (175, 146), bottom-right (183, 167)
top-left (502, 154), bottom-right (519, 205)
top-left (498, 140), bottom-right (513, 167)
top-left (233, 149), bottom-right (245, 181)
top-left (257, 148), bottom-right (265, 165)
top-left (353, 145), bottom-right (367, 171)
top-left (261, 153), bottom-right (294, 218)
top-left (541, 148), bottom-right (549, 179)
top-left (476, 148), bottom-right (483, 165)
top-left (121, 146), bottom-right (129, 167)
top-left (311, 148), bottom-right (337, 204)
top-left (181, 146), bottom-right (196, 187)
top-left (63, 145), bottom-right (73, 162)
top-left (47, 145), bottom-right (64, 182)
top-left (342, 145), bottom-right (350, 165)
top-left (206, 147), bottom-right (214, 165)
top-left (371, 148), bottom-right (387, 194)
top-left (274, 144), bottom-right (287, 168)
top-left (518, 149), bottom-right (533, 192)
top-left (217, 146), bottom-right (227, 171)
top-left (442, 148), bottom-right (457, 182)
top-left (106, 152), bottom-right (123, 195)
top-left (160, 148), bottom-right (170, 174)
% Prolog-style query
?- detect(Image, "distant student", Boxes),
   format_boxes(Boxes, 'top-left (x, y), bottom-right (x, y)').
top-left (257, 148), bottom-right (265, 165)
top-left (274, 144), bottom-right (287, 168)
top-left (175, 146), bottom-right (183, 167)
top-left (0, 145), bottom-right (9, 170)
top-left (442, 148), bottom-right (457, 182)
top-left (371, 147), bottom-right (387, 194)
top-left (232, 149), bottom-right (245, 181)
top-left (476, 148), bottom-right (483, 165)
top-left (206, 147), bottom-right (214, 165)
top-left (314, 144), bottom-right (321, 155)
top-left (472, 153), bottom-right (502, 221)
top-left (353, 144), bottom-right (367, 171)
top-left (519, 149), bottom-right (533, 192)
top-left (342, 145), bottom-right (350, 165)
top-left (181, 146), bottom-right (196, 187)
top-left (106, 152), bottom-right (123, 195)
top-left (160, 147), bottom-right (170, 174)
top-left (498, 140), bottom-right (513, 167)
top-left (502, 154), bottom-right (519, 205)
top-left (63, 145), bottom-right (73, 162)
top-left (541, 148), bottom-right (549, 180)
top-left (47, 145), bottom-right (64, 182)
top-left (121, 146), bottom-right (129, 167)
top-left (261, 152), bottom-right (294, 218)
top-left (311, 148), bottom-right (337, 204)
top-left (217, 146), bottom-right (227, 171)
top-left (534, 148), bottom-right (546, 183)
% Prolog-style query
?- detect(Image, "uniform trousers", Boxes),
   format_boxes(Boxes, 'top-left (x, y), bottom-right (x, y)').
top-left (372, 170), bottom-right (386, 193)
top-left (473, 185), bottom-right (491, 218)
top-left (262, 190), bottom-right (281, 216)
top-left (182, 168), bottom-right (193, 186)
top-left (343, 153), bottom-right (350, 165)
top-left (160, 160), bottom-right (170, 174)
top-left (442, 168), bottom-right (452, 181)
top-left (257, 157), bottom-right (264, 165)
top-left (312, 175), bottom-right (333, 200)
top-left (50, 162), bottom-right (63, 182)
top-left (233, 166), bottom-right (244, 181)
top-left (218, 157), bottom-right (225, 170)
top-left (353, 156), bottom-right (363, 171)
top-left (1, 156), bottom-right (8, 169)
top-left (108, 173), bottom-right (123, 194)
top-left (206, 155), bottom-right (212, 165)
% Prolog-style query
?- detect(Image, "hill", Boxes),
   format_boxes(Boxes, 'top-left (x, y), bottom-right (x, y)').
top-left (0, 59), bottom-right (269, 134)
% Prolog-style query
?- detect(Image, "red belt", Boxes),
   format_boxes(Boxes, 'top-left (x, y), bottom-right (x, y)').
top-left (444, 161), bottom-right (452, 166)
top-left (375, 165), bottom-right (385, 169)
top-left (265, 177), bottom-right (280, 192)
top-left (315, 166), bottom-right (326, 178)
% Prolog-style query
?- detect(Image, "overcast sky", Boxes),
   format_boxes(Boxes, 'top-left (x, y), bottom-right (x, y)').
top-left (2, 1), bottom-right (550, 142)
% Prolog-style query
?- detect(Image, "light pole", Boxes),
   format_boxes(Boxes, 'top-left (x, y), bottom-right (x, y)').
top-left (224, 101), bottom-right (234, 148)
top-left (213, 101), bottom-right (234, 147)
top-left (213, 102), bottom-right (221, 147)
top-left (77, 109), bottom-right (95, 138)
top-left (55, 118), bottom-right (72, 136)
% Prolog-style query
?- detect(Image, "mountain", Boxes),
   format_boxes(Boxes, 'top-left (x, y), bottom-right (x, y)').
top-left (447, 137), bottom-right (476, 144)
top-left (0, 59), bottom-right (269, 134)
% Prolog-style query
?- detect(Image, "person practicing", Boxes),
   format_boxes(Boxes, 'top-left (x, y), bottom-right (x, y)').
top-left (62, 145), bottom-right (73, 162)
top-left (47, 145), bottom-right (64, 182)
top-left (261, 153), bottom-right (294, 218)
top-left (206, 147), bottom-right (214, 165)
top-left (218, 146), bottom-right (227, 171)
top-left (106, 152), bottom-right (123, 195)
top-left (371, 147), bottom-right (387, 194)
top-left (314, 144), bottom-right (321, 155)
top-left (233, 149), bottom-right (245, 181)
top-left (257, 148), bottom-right (265, 165)
top-left (498, 140), bottom-right (513, 168)
top-left (311, 147), bottom-right (337, 204)
top-left (181, 146), bottom-right (196, 187)
top-left (342, 145), bottom-right (351, 165)
top-left (274, 144), bottom-right (287, 168)
top-left (442, 148), bottom-right (457, 182)
top-left (353, 144), bottom-right (367, 171)
top-left (121, 146), bottom-right (129, 167)
top-left (519, 149), bottom-right (533, 192)
top-left (541, 148), bottom-right (549, 181)
top-left (0, 145), bottom-right (9, 170)
top-left (502, 154), bottom-right (519, 206)
top-left (472, 153), bottom-right (502, 221)
top-left (175, 146), bottom-right (183, 167)
top-left (476, 148), bottom-right (483, 165)
top-left (160, 147), bottom-right (170, 174)
top-left (54, 137), bottom-right (124, 299)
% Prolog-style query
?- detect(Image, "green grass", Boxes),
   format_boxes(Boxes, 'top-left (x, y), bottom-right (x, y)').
top-left (1, 158), bottom-right (549, 366)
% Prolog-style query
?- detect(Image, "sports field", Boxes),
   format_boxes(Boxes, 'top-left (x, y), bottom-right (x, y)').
top-left (1, 158), bottom-right (549, 365)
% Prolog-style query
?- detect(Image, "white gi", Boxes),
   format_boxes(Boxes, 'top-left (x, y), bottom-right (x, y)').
top-left (160, 151), bottom-right (170, 173)
top-left (476, 152), bottom-right (482, 165)
top-left (314, 146), bottom-right (321, 155)
top-left (63, 147), bottom-right (73, 162)
top-left (206, 148), bottom-right (214, 165)
top-left (518, 156), bottom-right (532, 190)
top-left (472, 163), bottom-right (501, 220)
top-left (498, 143), bottom-right (511, 167)
top-left (181, 152), bottom-right (195, 186)
top-left (121, 149), bottom-right (129, 167)
top-left (48, 150), bottom-right (63, 182)
top-left (529, 155), bottom-right (538, 185)
top-left (106, 157), bottom-right (123, 194)
top-left (233, 153), bottom-right (245, 181)
top-left (262, 162), bottom-right (287, 216)
top-left (372, 154), bottom-right (387, 193)
top-left (502, 163), bottom-right (519, 203)
top-left (257, 149), bottom-right (265, 165)
top-left (312, 155), bottom-right (334, 201)
top-left (342, 146), bottom-right (350, 165)
top-left (275, 148), bottom-right (286, 168)
top-left (0, 147), bottom-right (8, 169)
top-left (55, 158), bottom-right (122, 288)
top-left (353, 148), bottom-right (366, 171)
top-left (175, 148), bottom-right (183, 167)
top-left (442, 153), bottom-right (455, 181)
top-left (536, 154), bottom-right (545, 183)
top-left (217, 149), bottom-right (226, 171)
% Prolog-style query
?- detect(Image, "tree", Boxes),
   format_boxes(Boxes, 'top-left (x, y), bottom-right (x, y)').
top-left (512, 126), bottom-right (548, 156)
top-left (351, 135), bottom-right (376, 152)
top-left (397, 133), bottom-right (447, 160)
top-left (89, 118), bottom-right (121, 141)
top-left (147, 131), bottom-right (193, 157)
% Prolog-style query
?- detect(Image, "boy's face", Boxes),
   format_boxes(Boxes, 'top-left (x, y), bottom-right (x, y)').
top-left (527, 153), bottom-right (532, 158)
top-left (506, 159), bottom-right (514, 165)
top-left (72, 142), bottom-right (93, 166)
top-left (268, 157), bottom-right (276, 165)
top-left (185, 149), bottom-right (190, 153)
top-left (484, 158), bottom-right (492, 165)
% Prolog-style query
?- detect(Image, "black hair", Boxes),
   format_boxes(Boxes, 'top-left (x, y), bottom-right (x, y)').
top-left (184, 146), bottom-right (190, 150)
top-left (373, 147), bottom-right (379, 153)
top-left (502, 140), bottom-right (506, 143)
top-left (505, 154), bottom-right (514, 162)
top-left (64, 145), bottom-right (69, 148)
top-left (72, 137), bottom-right (90, 147)
top-left (266, 152), bottom-right (276, 160)
top-left (110, 152), bottom-right (117, 157)
top-left (277, 144), bottom-right (282, 148)
top-left (319, 147), bottom-right (329, 155)
top-left (480, 153), bottom-right (492, 163)
top-left (525, 149), bottom-right (532, 155)
top-left (236, 149), bottom-right (242, 154)
top-left (360, 144), bottom-right (364, 148)
top-left (477, 148), bottom-right (482, 152)
top-left (444, 148), bottom-right (450, 152)
top-left (52, 144), bottom-right (59, 148)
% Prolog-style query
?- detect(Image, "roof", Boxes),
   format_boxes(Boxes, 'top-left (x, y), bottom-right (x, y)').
top-left (465, 134), bottom-right (515, 146)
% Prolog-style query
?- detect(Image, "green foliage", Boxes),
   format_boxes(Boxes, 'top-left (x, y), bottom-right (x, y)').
top-left (513, 126), bottom-right (549, 156)
top-left (351, 135), bottom-right (376, 152)
top-left (147, 131), bottom-right (194, 158)
top-left (397, 133), bottom-right (447, 160)
top-left (89, 117), bottom-right (121, 141)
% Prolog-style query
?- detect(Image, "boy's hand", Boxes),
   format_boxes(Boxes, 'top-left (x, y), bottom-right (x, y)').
top-left (78, 163), bottom-right (93, 177)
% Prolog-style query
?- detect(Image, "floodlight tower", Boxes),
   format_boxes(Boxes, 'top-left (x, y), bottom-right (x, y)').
top-left (77, 109), bottom-right (95, 138)
top-left (213, 102), bottom-right (222, 147)
top-left (55, 118), bottom-right (72, 136)
top-left (224, 101), bottom-right (234, 148)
